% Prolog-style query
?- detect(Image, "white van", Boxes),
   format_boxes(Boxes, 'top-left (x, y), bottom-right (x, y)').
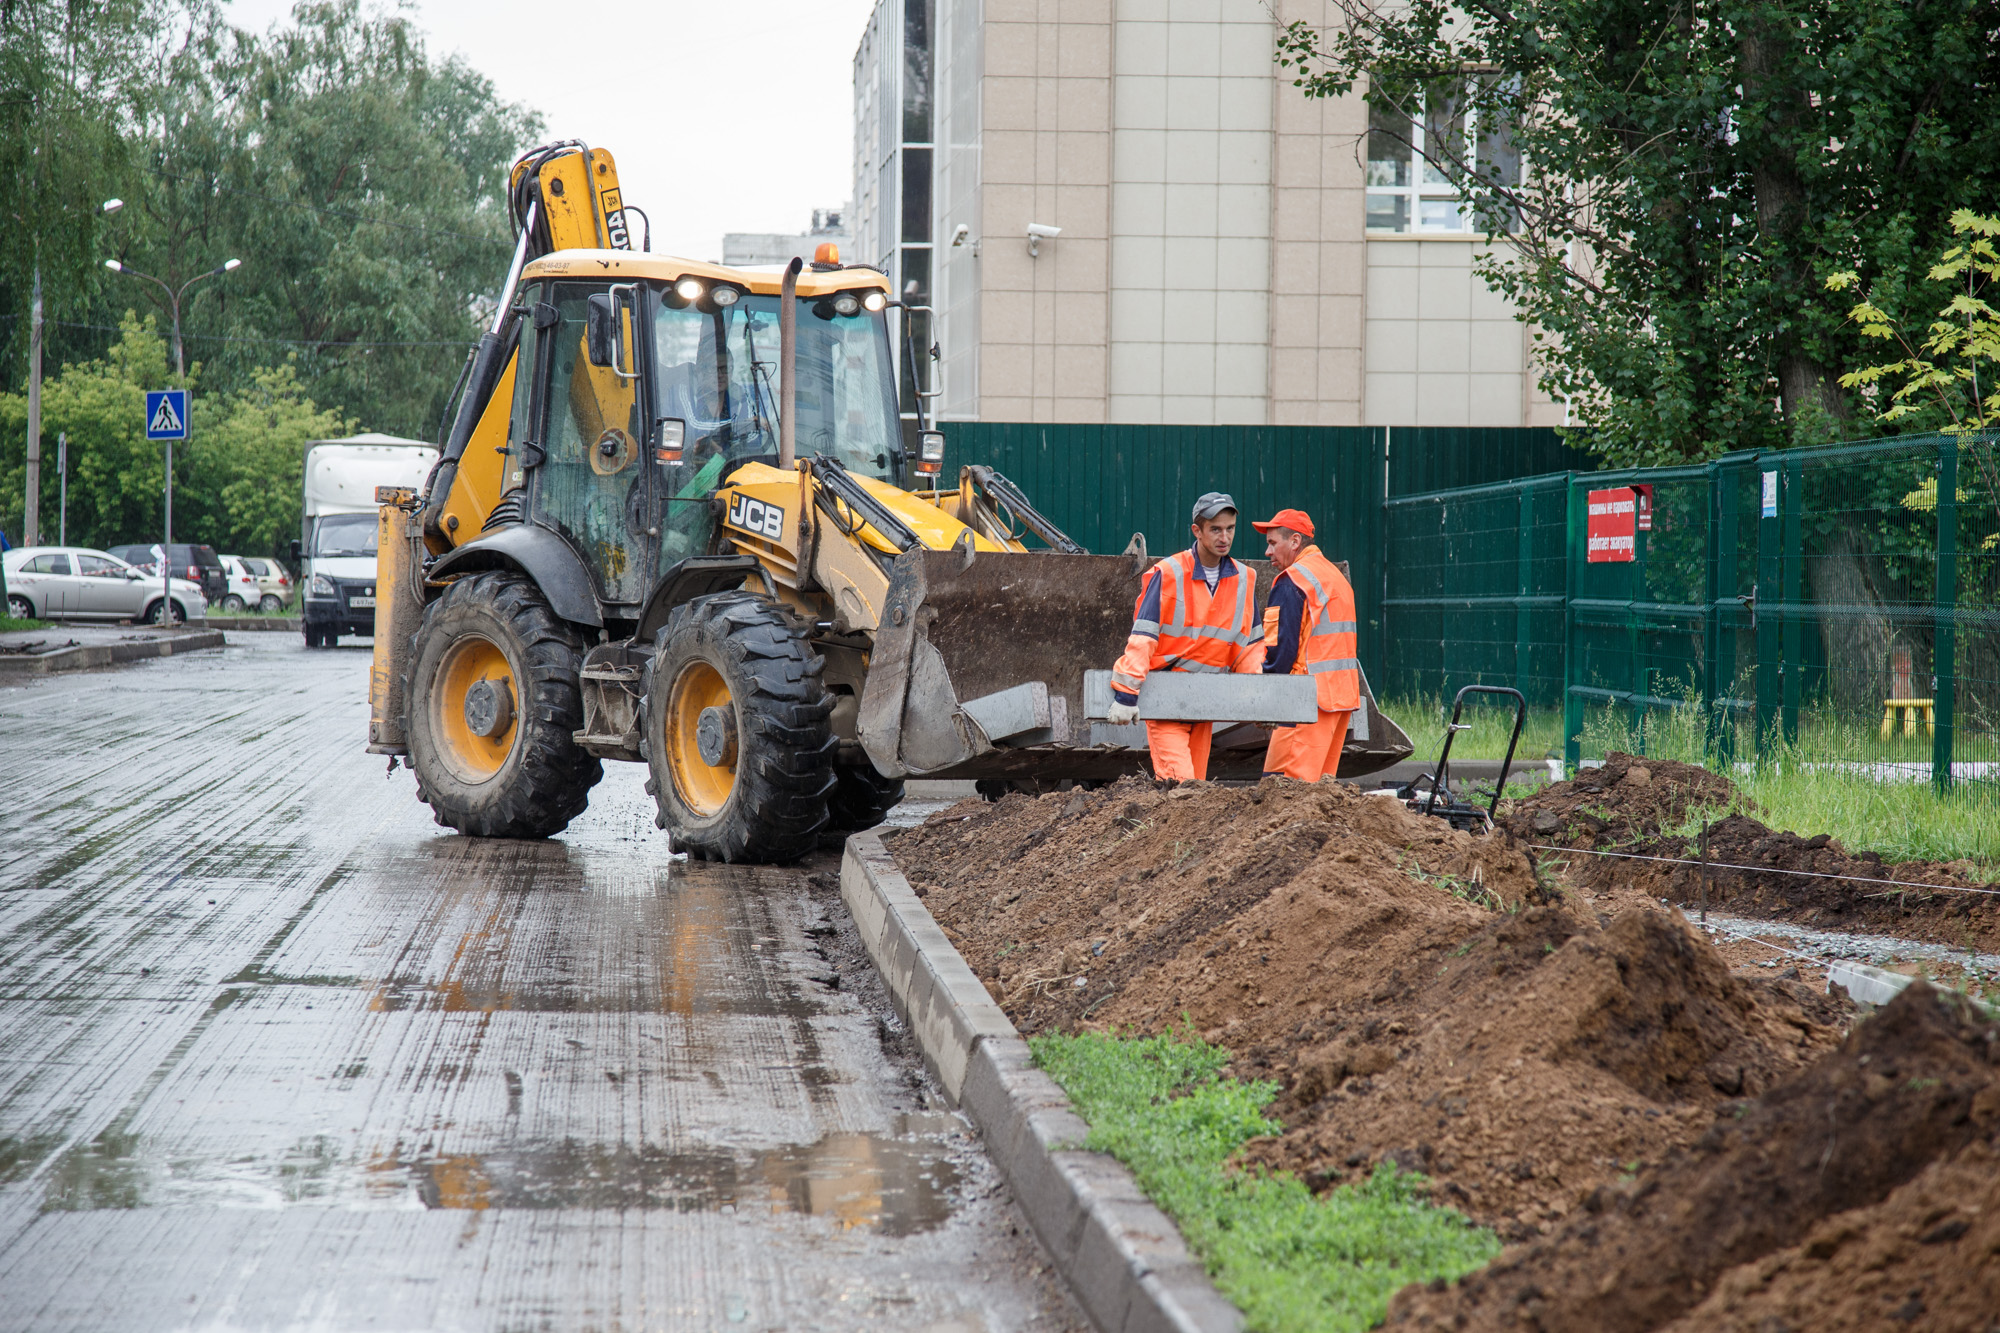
top-left (298, 435), bottom-right (438, 649)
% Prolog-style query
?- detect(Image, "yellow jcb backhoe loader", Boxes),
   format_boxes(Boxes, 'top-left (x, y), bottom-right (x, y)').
top-left (368, 140), bottom-right (1410, 861)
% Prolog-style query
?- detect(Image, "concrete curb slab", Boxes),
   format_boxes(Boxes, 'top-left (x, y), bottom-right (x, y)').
top-left (0, 629), bottom-right (226, 676)
top-left (842, 828), bottom-right (1242, 1333)
top-left (214, 616), bottom-right (302, 632)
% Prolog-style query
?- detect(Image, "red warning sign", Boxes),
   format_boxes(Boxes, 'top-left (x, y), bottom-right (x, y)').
top-left (1587, 488), bottom-right (1637, 562)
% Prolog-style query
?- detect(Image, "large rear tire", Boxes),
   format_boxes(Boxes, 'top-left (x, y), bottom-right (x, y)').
top-left (824, 764), bottom-right (905, 834)
top-left (405, 570), bottom-right (602, 838)
top-left (641, 592), bottom-right (835, 863)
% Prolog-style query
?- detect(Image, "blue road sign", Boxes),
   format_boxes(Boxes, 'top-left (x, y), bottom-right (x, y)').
top-left (145, 390), bottom-right (188, 441)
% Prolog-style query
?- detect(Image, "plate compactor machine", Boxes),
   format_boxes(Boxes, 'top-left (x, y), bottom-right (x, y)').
top-left (366, 141), bottom-right (1412, 862)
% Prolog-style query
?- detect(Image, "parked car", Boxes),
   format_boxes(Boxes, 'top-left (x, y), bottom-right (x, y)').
top-left (4, 546), bottom-right (208, 624)
top-left (223, 554), bottom-right (292, 612)
top-left (106, 543), bottom-right (227, 605)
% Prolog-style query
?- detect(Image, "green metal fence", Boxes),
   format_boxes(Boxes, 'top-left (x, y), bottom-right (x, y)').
top-left (937, 421), bottom-right (1592, 689)
top-left (1375, 432), bottom-right (1997, 792)
top-left (938, 422), bottom-right (1388, 676)
top-left (1559, 436), bottom-right (1993, 791)
top-left (1381, 474), bottom-right (1569, 706)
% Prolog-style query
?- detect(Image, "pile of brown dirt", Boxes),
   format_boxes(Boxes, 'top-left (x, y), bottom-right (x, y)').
top-left (1505, 752), bottom-right (2000, 951)
top-left (891, 777), bottom-right (1843, 1233)
top-left (1386, 982), bottom-right (2000, 1333)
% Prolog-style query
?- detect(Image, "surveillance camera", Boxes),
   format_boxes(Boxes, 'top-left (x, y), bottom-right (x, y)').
top-left (950, 224), bottom-right (971, 246)
top-left (1025, 223), bottom-right (1062, 239)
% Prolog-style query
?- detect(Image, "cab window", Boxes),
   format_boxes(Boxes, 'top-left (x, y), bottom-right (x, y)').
top-left (77, 555), bottom-right (123, 577)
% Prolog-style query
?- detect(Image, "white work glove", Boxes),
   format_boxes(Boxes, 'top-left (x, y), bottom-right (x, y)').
top-left (1106, 701), bottom-right (1141, 725)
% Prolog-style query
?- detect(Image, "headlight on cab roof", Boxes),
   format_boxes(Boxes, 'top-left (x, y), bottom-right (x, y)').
top-left (710, 284), bottom-right (740, 307)
top-left (674, 277), bottom-right (703, 303)
top-left (831, 292), bottom-right (861, 317)
top-left (863, 290), bottom-right (887, 312)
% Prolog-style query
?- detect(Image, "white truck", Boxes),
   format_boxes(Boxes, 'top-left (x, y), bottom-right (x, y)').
top-left (297, 435), bottom-right (438, 649)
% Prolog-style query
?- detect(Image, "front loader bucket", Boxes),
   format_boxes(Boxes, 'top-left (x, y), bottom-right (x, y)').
top-left (854, 549), bottom-right (1412, 782)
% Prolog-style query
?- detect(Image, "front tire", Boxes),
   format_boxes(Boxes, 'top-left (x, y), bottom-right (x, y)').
top-left (641, 592), bottom-right (835, 863)
top-left (824, 764), bottom-right (905, 834)
top-left (406, 570), bottom-right (602, 838)
top-left (148, 598), bottom-right (186, 626)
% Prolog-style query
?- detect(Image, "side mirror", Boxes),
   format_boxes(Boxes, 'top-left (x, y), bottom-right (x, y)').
top-left (654, 418), bottom-right (687, 464)
top-left (585, 293), bottom-right (618, 367)
top-left (289, 539), bottom-right (302, 561)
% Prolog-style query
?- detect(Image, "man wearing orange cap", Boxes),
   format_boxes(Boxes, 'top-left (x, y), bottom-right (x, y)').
top-left (1252, 508), bottom-right (1360, 782)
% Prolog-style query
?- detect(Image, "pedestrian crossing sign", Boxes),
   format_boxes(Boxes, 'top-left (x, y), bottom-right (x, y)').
top-left (145, 389), bottom-right (188, 441)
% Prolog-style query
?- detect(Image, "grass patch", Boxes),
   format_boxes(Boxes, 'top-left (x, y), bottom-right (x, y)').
top-left (1030, 1027), bottom-right (1500, 1332)
top-left (0, 615), bottom-right (54, 632)
top-left (1382, 692), bottom-right (1563, 762)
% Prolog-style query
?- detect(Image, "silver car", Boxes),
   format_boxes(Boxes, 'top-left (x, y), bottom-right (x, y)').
top-left (4, 546), bottom-right (209, 624)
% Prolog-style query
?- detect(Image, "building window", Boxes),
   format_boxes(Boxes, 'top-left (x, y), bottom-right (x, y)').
top-left (1366, 79), bottom-right (1521, 235)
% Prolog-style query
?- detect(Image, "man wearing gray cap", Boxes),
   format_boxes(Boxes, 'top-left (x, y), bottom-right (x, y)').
top-left (1105, 492), bottom-right (1264, 779)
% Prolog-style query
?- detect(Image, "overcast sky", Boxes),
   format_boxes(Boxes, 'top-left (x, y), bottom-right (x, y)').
top-left (225, 0), bottom-right (876, 262)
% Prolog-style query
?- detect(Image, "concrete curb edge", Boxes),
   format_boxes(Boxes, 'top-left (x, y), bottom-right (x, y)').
top-left (841, 829), bottom-right (1243, 1333)
top-left (0, 629), bottom-right (227, 676)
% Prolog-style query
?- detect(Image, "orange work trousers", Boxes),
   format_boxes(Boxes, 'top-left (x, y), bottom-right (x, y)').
top-left (1264, 708), bottom-right (1352, 782)
top-left (1145, 719), bottom-right (1212, 781)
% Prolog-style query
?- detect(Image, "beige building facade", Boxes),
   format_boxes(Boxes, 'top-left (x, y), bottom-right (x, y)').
top-left (850, 0), bottom-right (1566, 428)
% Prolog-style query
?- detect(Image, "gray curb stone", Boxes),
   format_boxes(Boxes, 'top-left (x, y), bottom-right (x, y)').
top-left (0, 629), bottom-right (226, 676)
top-left (842, 829), bottom-right (1243, 1333)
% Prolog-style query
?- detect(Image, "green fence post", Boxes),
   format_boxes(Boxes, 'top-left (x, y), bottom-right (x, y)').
top-left (1702, 461), bottom-right (1722, 758)
top-left (1781, 455), bottom-right (1803, 746)
top-left (1563, 472), bottom-right (1582, 774)
top-left (1933, 436), bottom-right (1958, 792)
top-left (1516, 482), bottom-right (1534, 696)
top-left (1755, 455), bottom-right (1780, 765)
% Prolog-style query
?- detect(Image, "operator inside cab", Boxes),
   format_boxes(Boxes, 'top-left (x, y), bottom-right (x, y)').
top-left (1254, 508), bottom-right (1359, 782)
top-left (1105, 493), bottom-right (1264, 781)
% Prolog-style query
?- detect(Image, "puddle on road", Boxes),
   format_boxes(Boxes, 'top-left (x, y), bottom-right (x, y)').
top-left (36, 1114), bottom-right (964, 1236)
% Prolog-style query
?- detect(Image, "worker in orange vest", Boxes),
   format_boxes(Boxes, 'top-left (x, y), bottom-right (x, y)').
top-left (1252, 508), bottom-right (1359, 781)
top-left (1105, 492), bottom-right (1264, 780)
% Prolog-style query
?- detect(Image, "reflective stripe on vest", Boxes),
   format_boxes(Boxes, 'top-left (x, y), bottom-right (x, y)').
top-left (1153, 550), bottom-right (1260, 672)
top-left (1281, 547), bottom-right (1359, 710)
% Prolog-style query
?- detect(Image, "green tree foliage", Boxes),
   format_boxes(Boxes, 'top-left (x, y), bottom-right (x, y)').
top-left (2, 0), bottom-right (541, 549)
top-left (105, 0), bottom-right (540, 438)
top-left (0, 313), bottom-right (348, 556)
top-left (1276, 0), bottom-right (2000, 467)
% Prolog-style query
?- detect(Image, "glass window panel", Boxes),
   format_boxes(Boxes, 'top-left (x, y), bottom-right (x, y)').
top-left (1366, 99), bottom-right (1412, 188)
top-left (901, 147), bottom-right (932, 244)
top-left (1422, 80), bottom-right (1465, 183)
top-left (1366, 192), bottom-right (1409, 232)
top-left (899, 246), bottom-right (931, 307)
top-left (901, 0), bottom-right (932, 144)
top-left (1419, 197), bottom-right (1465, 230)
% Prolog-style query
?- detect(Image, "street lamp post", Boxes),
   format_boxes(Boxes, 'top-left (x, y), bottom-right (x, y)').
top-left (22, 198), bottom-right (124, 548)
top-left (103, 255), bottom-right (242, 623)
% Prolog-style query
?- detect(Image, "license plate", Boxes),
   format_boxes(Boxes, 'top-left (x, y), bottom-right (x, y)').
top-left (350, 596), bottom-right (377, 609)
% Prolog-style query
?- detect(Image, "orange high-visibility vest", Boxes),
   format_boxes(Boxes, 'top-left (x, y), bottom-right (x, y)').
top-left (1111, 549), bottom-right (1262, 697)
top-left (1270, 546), bottom-right (1359, 711)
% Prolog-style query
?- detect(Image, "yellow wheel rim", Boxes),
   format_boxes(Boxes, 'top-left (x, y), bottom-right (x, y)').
top-left (431, 634), bottom-right (518, 783)
top-left (668, 661), bottom-right (737, 817)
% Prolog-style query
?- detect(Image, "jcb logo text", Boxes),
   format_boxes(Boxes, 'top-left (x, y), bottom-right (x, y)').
top-left (727, 495), bottom-right (785, 541)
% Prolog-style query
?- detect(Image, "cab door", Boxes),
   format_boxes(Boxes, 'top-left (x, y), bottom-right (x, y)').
top-left (526, 280), bottom-right (657, 613)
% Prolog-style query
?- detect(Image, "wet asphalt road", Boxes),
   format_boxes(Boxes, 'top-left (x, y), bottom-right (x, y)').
top-left (0, 635), bottom-right (1082, 1332)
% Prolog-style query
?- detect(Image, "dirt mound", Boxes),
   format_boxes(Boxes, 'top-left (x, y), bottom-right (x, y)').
top-left (1506, 753), bottom-right (2000, 951)
top-left (1659, 1137), bottom-right (2000, 1332)
top-left (1385, 983), bottom-right (2000, 1332)
top-left (893, 777), bottom-right (1842, 1232)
